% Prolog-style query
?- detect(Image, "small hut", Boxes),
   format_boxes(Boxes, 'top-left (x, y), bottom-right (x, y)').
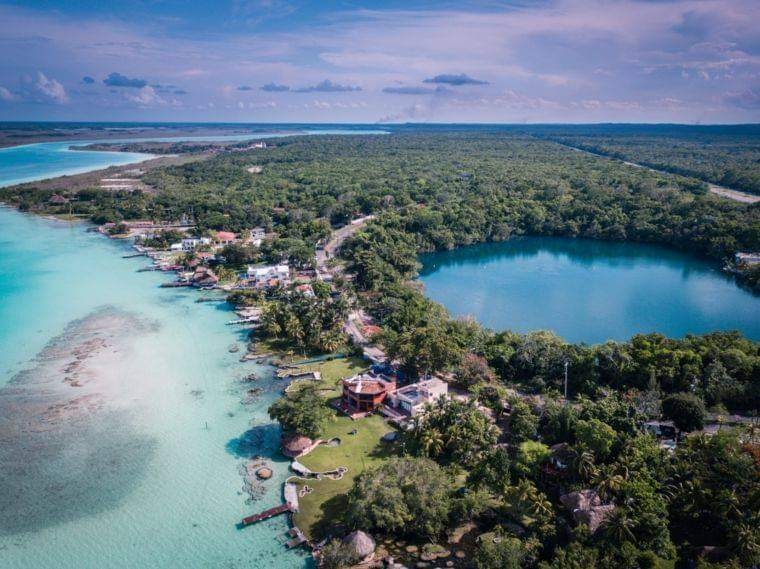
top-left (341, 530), bottom-right (376, 562)
top-left (281, 434), bottom-right (314, 458)
top-left (191, 267), bottom-right (219, 287)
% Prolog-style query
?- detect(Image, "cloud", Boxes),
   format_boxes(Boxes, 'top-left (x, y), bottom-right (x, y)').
top-left (423, 73), bottom-right (488, 86)
top-left (103, 72), bottom-right (148, 88)
top-left (173, 89), bottom-right (188, 95)
top-left (0, 86), bottom-right (17, 102)
top-left (35, 72), bottom-right (68, 103)
top-left (260, 82), bottom-right (290, 92)
top-left (82, 76), bottom-right (95, 84)
top-left (382, 85), bottom-right (450, 95)
top-left (237, 85), bottom-right (254, 91)
top-left (724, 89), bottom-right (760, 109)
top-left (294, 79), bottom-right (361, 92)
top-left (377, 103), bottom-right (428, 123)
top-left (125, 85), bottom-right (165, 106)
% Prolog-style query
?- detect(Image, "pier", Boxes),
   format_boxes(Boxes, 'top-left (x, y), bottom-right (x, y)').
top-left (239, 503), bottom-right (294, 527)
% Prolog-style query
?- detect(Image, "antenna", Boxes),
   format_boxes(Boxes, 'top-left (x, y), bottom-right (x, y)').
top-left (564, 360), bottom-right (569, 404)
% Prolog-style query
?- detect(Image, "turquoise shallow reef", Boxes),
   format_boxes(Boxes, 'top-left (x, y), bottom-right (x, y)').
top-left (420, 237), bottom-right (760, 344)
top-left (0, 205), bottom-right (308, 569)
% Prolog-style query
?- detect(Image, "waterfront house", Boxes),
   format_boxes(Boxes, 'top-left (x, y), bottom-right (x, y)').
top-left (384, 377), bottom-right (448, 417)
top-left (341, 373), bottom-right (396, 415)
top-left (181, 237), bottom-right (211, 251)
top-left (735, 252), bottom-right (760, 267)
top-left (191, 267), bottom-right (219, 287)
top-left (246, 263), bottom-right (291, 288)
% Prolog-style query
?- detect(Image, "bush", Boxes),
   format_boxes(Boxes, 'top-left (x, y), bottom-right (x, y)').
top-left (662, 393), bottom-right (705, 432)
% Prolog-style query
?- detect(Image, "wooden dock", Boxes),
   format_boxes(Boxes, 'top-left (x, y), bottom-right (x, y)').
top-left (239, 503), bottom-right (293, 527)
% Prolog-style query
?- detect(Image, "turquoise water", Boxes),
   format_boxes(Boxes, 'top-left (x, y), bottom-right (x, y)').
top-left (0, 207), bottom-right (307, 567)
top-left (419, 237), bottom-right (760, 344)
top-left (0, 142), bottom-right (154, 187)
top-left (0, 130), bottom-right (394, 568)
top-left (0, 129), bottom-right (388, 187)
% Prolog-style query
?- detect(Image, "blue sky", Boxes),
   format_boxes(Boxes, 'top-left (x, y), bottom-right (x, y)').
top-left (0, 0), bottom-right (758, 123)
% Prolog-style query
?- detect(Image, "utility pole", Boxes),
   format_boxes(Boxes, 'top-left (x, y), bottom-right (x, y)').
top-left (564, 360), bottom-right (569, 404)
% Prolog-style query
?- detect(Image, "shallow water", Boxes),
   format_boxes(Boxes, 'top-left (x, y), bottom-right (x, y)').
top-left (419, 237), bottom-right (760, 344)
top-left (0, 207), bottom-right (308, 568)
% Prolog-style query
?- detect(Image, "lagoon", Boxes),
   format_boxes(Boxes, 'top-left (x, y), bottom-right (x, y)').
top-left (0, 206), bottom-right (307, 569)
top-left (419, 237), bottom-right (760, 344)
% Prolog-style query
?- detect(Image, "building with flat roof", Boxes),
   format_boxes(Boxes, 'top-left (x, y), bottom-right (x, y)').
top-left (385, 377), bottom-right (448, 417)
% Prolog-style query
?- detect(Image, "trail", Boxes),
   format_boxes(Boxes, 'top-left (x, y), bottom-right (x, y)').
top-left (554, 141), bottom-right (760, 204)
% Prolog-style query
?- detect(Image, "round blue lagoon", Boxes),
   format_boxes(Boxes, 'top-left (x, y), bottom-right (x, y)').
top-left (419, 237), bottom-right (760, 344)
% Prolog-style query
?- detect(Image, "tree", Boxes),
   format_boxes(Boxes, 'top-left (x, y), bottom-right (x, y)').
top-left (407, 398), bottom-right (498, 467)
top-left (267, 384), bottom-right (332, 439)
top-left (506, 398), bottom-right (539, 444)
top-left (455, 353), bottom-right (495, 388)
top-left (319, 539), bottom-right (359, 569)
top-left (388, 325), bottom-right (464, 377)
top-left (474, 537), bottom-right (527, 569)
top-left (662, 392), bottom-right (705, 432)
top-left (538, 542), bottom-right (599, 569)
top-left (514, 440), bottom-right (550, 477)
top-left (346, 457), bottom-right (453, 538)
top-left (540, 400), bottom-right (578, 445)
top-left (574, 418), bottom-right (618, 461)
top-left (467, 447), bottom-right (511, 494)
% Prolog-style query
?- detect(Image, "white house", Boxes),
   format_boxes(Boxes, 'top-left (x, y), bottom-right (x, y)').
top-left (246, 263), bottom-right (290, 287)
top-left (181, 237), bottom-right (211, 251)
top-left (735, 252), bottom-right (760, 267)
top-left (249, 227), bottom-right (266, 247)
top-left (385, 378), bottom-right (448, 417)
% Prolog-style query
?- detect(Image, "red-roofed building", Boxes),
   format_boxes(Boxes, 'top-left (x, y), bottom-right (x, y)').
top-left (341, 373), bottom-right (396, 414)
top-left (215, 231), bottom-right (237, 244)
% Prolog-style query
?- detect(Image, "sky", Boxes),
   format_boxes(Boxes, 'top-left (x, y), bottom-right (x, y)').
top-left (0, 0), bottom-right (758, 123)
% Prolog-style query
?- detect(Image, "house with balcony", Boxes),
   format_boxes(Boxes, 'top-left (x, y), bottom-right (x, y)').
top-left (340, 373), bottom-right (396, 417)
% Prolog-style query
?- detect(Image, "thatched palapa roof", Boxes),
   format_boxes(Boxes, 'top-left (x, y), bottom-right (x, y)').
top-left (342, 530), bottom-right (376, 560)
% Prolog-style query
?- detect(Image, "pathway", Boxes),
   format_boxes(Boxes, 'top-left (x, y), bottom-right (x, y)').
top-left (555, 141), bottom-right (760, 204)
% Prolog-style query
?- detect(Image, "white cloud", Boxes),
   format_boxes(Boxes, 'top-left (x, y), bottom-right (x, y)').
top-left (125, 85), bottom-right (165, 106)
top-left (0, 86), bottom-right (17, 102)
top-left (35, 71), bottom-right (68, 103)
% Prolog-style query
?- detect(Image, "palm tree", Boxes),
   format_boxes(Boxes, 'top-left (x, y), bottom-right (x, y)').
top-left (572, 449), bottom-right (596, 481)
top-left (592, 466), bottom-right (626, 501)
top-left (604, 508), bottom-right (635, 543)
top-left (420, 428), bottom-right (444, 458)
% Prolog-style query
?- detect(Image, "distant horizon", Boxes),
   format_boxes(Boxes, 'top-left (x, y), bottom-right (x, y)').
top-left (2, 120), bottom-right (760, 128)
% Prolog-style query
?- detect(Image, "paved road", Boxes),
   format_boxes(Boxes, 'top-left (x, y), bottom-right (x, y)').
top-left (316, 214), bottom-right (375, 270)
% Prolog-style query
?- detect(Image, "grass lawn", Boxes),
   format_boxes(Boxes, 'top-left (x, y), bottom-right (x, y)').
top-left (291, 404), bottom-right (399, 539)
top-left (287, 357), bottom-right (367, 397)
top-left (282, 356), bottom-right (398, 539)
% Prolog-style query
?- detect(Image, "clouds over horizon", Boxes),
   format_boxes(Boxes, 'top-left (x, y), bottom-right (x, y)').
top-left (0, 0), bottom-right (757, 122)
top-left (103, 72), bottom-right (148, 88)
